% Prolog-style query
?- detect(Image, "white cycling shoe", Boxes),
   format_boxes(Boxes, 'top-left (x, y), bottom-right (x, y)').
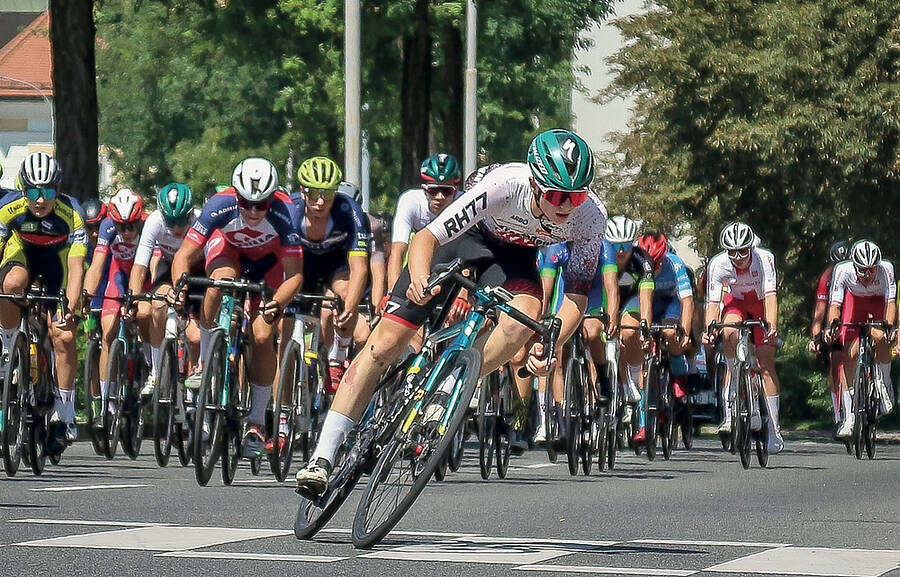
top-left (836, 414), bottom-right (855, 438)
top-left (767, 429), bottom-right (784, 454)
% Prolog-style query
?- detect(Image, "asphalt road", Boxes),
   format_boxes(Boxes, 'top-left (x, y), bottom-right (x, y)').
top-left (2, 436), bottom-right (900, 577)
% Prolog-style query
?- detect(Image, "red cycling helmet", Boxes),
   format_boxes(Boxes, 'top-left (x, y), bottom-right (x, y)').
top-left (108, 188), bottom-right (144, 223)
top-left (636, 232), bottom-right (668, 269)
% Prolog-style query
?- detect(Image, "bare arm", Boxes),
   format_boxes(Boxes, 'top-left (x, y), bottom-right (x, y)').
top-left (387, 241), bottom-right (408, 294)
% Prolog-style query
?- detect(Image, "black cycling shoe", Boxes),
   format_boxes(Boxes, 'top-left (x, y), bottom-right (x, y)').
top-left (45, 420), bottom-right (67, 456)
top-left (510, 431), bottom-right (528, 456)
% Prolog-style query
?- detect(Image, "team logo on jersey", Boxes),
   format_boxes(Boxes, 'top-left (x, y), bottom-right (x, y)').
top-left (442, 191), bottom-right (487, 237)
top-left (21, 221), bottom-right (39, 233)
top-left (226, 228), bottom-right (275, 248)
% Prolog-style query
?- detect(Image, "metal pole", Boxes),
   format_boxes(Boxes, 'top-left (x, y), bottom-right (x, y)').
top-left (344, 0), bottom-right (362, 186)
top-left (361, 129), bottom-right (371, 212)
top-left (0, 74), bottom-right (55, 146)
top-left (463, 0), bottom-right (477, 179)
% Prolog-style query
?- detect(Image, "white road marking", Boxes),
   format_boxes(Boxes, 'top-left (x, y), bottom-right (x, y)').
top-left (516, 564), bottom-right (696, 576)
top-left (632, 538), bottom-right (791, 548)
top-left (462, 536), bottom-right (618, 549)
top-left (360, 542), bottom-right (571, 565)
top-left (29, 484), bottom-right (151, 493)
top-left (230, 479), bottom-right (284, 485)
top-left (320, 528), bottom-right (480, 538)
top-left (513, 463), bottom-right (559, 470)
top-left (10, 518), bottom-right (172, 527)
top-left (14, 526), bottom-right (291, 551)
top-left (706, 547), bottom-right (900, 577)
top-left (158, 551), bottom-right (345, 563)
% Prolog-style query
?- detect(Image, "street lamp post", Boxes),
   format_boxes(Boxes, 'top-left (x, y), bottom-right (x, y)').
top-left (463, 0), bottom-right (477, 179)
top-left (0, 73), bottom-right (55, 146)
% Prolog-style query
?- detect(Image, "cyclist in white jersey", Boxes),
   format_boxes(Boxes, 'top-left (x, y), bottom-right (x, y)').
top-left (127, 183), bottom-right (201, 394)
top-left (387, 154), bottom-right (461, 293)
top-left (703, 222), bottom-right (784, 453)
top-left (297, 129), bottom-right (606, 495)
top-left (825, 240), bottom-right (896, 436)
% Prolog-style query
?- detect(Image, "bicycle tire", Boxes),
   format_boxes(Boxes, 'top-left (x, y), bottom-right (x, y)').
top-left (852, 368), bottom-right (867, 460)
top-left (26, 411), bottom-right (47, 475)
top-left (222, 345), bottom-right (249, 485)
top-left (221, 419), bottom-right (241, 485)
top-left (680, 394), bottom-right (694, 450)
top-left (105, 339), bottom-right (127, 459)
top-left (495, 373), bottom-right (512, 479)
top-left (579, 360), bottom-right (595, 476)
top-left (644, 360), bottom-right (658, 462)
top-left (865, 420), bottom-right (876, 460)
top-left (736, 368), bottom-right (752, 469)
top-left (447, 421), bottom-right (465, 472)
top-left (193, 330), bottom-right (226, 485)
top-left (152, 339), bottom-right (178, 467)
top-left (1, 332), bottom-right (27, 476)
top-left (82, 337), bottom-right (104, 456)
top-left (755, 383), bottom-right (769, 468)
top-left (120, 360), bottom-right (144, 461)
top-left (352, 348), bottom-right (482, 549)
top-left (564, 353), bottom-right (581, 475)
top-left (543, 380), bottom-right (558, 462)
top-left (477, 375), bottom-right (495, 480)
top-left (660, 370), bottom-right (675, 461)
top-left (595, 403), bottom-right (608, 472)
top-left (271, 341), bottom-right (302, 482)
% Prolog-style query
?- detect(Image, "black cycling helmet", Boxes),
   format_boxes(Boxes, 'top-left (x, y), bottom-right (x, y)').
top-left (82, 198), bottom-right (107, 225)
top-left (829, 240), bottom-right (851, 263)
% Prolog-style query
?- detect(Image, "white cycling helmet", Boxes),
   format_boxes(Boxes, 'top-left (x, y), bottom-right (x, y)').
top-left (232, 158), bottom-right (278, 202)
top-left (19, 152), bottom-right (61, 188)
top-left (605, 215), bottom-right (638, 243)
top-left (719, 222), bottom-right (755, 251)
top-left (850, 240), bottom-right (881, 269)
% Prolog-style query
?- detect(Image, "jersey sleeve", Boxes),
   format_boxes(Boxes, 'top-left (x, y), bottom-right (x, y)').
top-left (815, 268), bottom-right (832, 302)
top-left (829, 263), bottom-right (850, 306)
top-left (562, 200), bottom-right (606, 295)
top-left (635, 250), bottom-right (656, 291)
top-left (391, 191), bottom-right (418, 244)
top-left (426, 176), bottom-right (504, 245)
top-left (885, 261), bottom-right (896, 302)
top-left (67, 208), bottom-right (88, 259)
top-left (269, 194), bottom-right (303, 258)
top-left (600, 241), bottom-right (618, 274)
top-left (671, 255), bottom-right (693, 300)
top-left (340, 197), bottom-right (370, 257)
top-left (760, 249), bottom-right (777, 296)
top-left (135, 211), bottom-right (164, 268)
top-left (706, 255), bottom-right (727, 305)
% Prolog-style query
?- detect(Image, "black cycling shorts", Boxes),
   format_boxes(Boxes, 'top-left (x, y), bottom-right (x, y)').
top-left (384, 228), bottom-right (540, 329)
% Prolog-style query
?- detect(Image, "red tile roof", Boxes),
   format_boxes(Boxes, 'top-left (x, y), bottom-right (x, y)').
top-left (0, 12), bottom-right (52, 99)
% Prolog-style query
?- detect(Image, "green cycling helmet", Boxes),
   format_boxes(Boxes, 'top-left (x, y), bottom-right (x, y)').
top-left (420, 153), bottom-right (461, 184)
top-left (527, 129), bottom-right (594, 190)
top-left (297, 157), bottom-right (342, 190)
top-left (157, 182), bottom-right (193, 223)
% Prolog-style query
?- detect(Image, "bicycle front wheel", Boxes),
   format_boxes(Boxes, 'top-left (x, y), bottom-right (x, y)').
top-left (83, 337), bottom-right (105, 456)
top-left (193, 330), bottom-right (227, 485)
top-left (152, 338), bottom-right (178, 467)
top-left (477, 374), bottom-right (495, 480)
top-left (105, 339), bottom-right (127, 459)
top-left (1, 332), bottom-right (27, 476)
top-left (735, 368), bottom-right (752, 469)
top-left (271, 340), bottom-right (302, 482)
top-left (352, 348), bottom-right (482, 549)
top-left (755, 383), bottom-right (769, 468)
top-left (563, 353), bottom-right (582, 476)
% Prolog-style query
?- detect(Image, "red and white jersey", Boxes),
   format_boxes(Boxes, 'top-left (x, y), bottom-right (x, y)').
top-left (93, 215), bottom-right (146, 275)
top-left (815, 266), bottom-right (835, 302)
top-left (828, 260), bottom-right (896, 306)
top-left (706, 248), bottom-right (777, 305)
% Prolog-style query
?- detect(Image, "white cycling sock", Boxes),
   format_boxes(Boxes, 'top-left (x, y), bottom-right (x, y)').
top-left (100, 379), bottom-right (108, 400)
top-left (199, 325), bottom-right (211, 367)
top-left (248, 384), bottom-right (271, 426)
top-left (150, 345), bottom-right (160, 379)
top-left (0, 326), bottom-right (16, 355)
top-left (765, 394), bottom-right (780, 434)
top-left (51, 390), bottom-right (64, 422)
top-left (59, 388), bottom-right (76, 423)
top-left (626, 363), bottom-right (641, 389)
top-left (831, 391), bottom-right (840, 424)
top-left (279, 411), bottom-right (290, 436)
top-left (328, 333), bottom-right (352, 364)
top-left (841, 389), bottom-right (852, 421)
top-left (310, 410), bottom-right (356, 466)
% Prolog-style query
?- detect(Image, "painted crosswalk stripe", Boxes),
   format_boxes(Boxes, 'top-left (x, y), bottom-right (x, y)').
top-left (632, 538), bottom-right (791, 548)
top-left (14, 526), bottom-right (292, 551)
top-left (516, 564), bottom-right (696, 576)
top-left (321, 528), bottom-right (479, 538)
top-left (158, 551), bottom-right (345, 563)
top-left (10, 518), bottom-right (170, 527)
top-left (29, 484), bottom-right (151, 493)
top-left (706, 546), bottom-right (900, 577)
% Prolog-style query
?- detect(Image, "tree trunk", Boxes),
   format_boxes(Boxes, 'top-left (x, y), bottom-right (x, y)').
top-left (49, 0), bottom-right (98, 201)
top-left (440, 22), bottom-right (463, 164)
top-left (400, 0), bottom-right (431, 189)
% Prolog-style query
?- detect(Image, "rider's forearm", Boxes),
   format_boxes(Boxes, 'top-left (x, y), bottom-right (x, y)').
top-left (603, 272), bottom-right (619, 322)
top-left (764, 294), bottom-right (778, 330)
top-left (83, 257), bottom-right (103, 299)
top-left (274, 257), bottom-right (303, 308)
top-left (407, 230), bottom-right (439, 282)
top-left (886, 301), bottom-right (897, 326)
top-left (826, 303), bottom-right (840, 327)
top-left (387, 242), bottom-right (408, 292)
top-left (172, 243), bottom-right (200, 286)
top-left (66, 255), bottom-right (85, 310)
top-left (369, 258), bottom-right (386, 309)
top-left (705, 303), bottom-right (721, 328)
top-left (681, 296), bottom-right (693, 335)
top-left (639, 288), bottom-right (652, 324)
top-left (129, 264), bottom-right (149, 295)
top-left (343, 255), bottom-right (369, 311)
top-left (811, 301), bottom-right (826, 338)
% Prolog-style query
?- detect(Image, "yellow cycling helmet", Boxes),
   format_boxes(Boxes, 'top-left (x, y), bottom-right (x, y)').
top-left (297, 157), bottom-right (342, 190)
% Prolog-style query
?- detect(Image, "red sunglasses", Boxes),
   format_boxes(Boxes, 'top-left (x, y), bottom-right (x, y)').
top-left (542, 188), bottom-right (589, 208)
top-left (237, 197), bottom-right (272, 212)
top-left (423, 185), bottom-right (457, 199)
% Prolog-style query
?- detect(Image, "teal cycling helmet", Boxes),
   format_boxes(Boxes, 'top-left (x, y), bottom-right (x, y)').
top-left (420, 153), bottom-right (461, 184)
top-left (527, 129), bottom-right (594, 190)
top-left (157, 182), bottom-right (193, 223)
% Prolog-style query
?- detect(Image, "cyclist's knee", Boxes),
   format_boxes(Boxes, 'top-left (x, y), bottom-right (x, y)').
top-left (1, 265), bottom-right (27, 293)
top-left (51, 326), bottom-right (76, 350)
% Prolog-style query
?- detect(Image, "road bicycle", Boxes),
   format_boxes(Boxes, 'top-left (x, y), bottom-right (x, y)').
top-left (0, 284), bottom-right (67, 476)
top-left (350, 258), bottom-right (560, 548)
top-left (562, 315), bottom-right (605, 476)
top-left (476, 363), bottom-right (513, 479)
top-left (81, 306), bottom-right (105, 456)
top-left (709, 319), bottom-right (770, 469)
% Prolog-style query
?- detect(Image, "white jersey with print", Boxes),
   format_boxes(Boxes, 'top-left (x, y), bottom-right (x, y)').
top-left (706, 248), bottom-right (777, 305)
top-left (135, 208), bottom-right (200, 268)
top-left (391, 188), bottom-right (444, 244)
top-left (425, 162), bottom-right (607, 293)
top-left (829, 260), bottom-right (896, 306)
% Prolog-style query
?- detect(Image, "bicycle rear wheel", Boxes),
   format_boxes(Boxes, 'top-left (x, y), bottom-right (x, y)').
top-left (222, 345), bottom-right (249, 485)
top-left (660, 372), bottom-right (675, 461)
top-left (580, 361), bottom-right (596, 476)
top-left (755, 383), bottom-right (769, 468)
top-left (852, 369), bottom-right (868, 460)
top-left (865, 383), bottom-right (878, 460)
top-left (680, 394), bottom-right (694, 450)
top-left (120, 369), bottom-right (144, 460)
top-left (564, 354), bottom-right (582, 475)
top-left (1, 332), bottom-right (27, 476)
top-left (735, 368), bottom-right (752, 469)
top-left (495, 372), bottom-right (512, 479)
top-left (83, 337), bottom-right (105, 456)
top-left (271, 341), bottom-right (302, 482)
top-left (477, 375), bottom-right (495, 480)
top-left (543, 381), bottom-right (558, 462)
top-left (644, 361), bottom-right (659, 462)
top-left (105, 339), bottom-right (128, 459)
top-left (193, 330), bottom-right (226, 485)
top-left (352, 348), bottom-right (481, 549)
top-left (152, 339), bottom-right (178, 467)
top-left (26, 410), bottom-right (47, 475)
